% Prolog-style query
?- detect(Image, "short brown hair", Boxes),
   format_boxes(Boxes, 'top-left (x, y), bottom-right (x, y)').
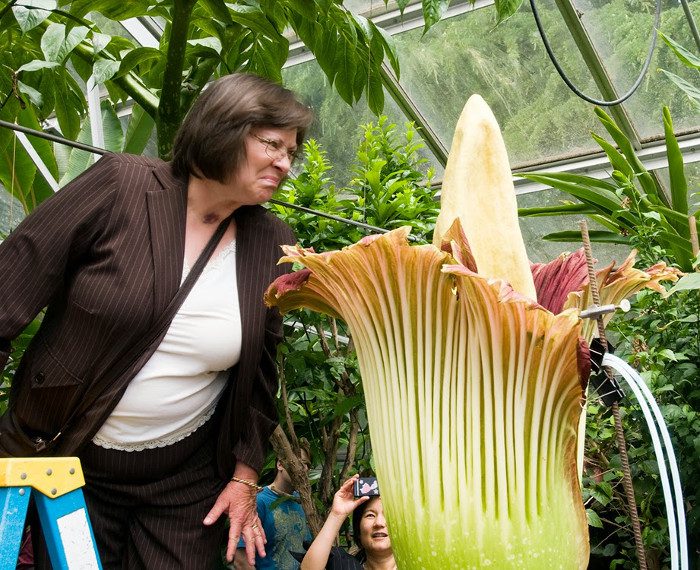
top-left (171, 73), bottom-right (314, 183)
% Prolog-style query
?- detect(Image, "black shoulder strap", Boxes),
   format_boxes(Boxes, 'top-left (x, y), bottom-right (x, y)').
top-left (49, 213), bottom-right (235, 449)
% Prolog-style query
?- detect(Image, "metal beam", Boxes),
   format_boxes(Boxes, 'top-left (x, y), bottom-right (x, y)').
top-left (380, 64), bottom-right (448, 166)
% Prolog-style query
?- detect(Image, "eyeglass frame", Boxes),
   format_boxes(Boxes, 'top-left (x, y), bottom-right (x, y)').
top-left (251, 133), bottom-right (300, 164)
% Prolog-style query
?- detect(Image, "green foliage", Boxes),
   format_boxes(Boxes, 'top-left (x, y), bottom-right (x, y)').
top-left (0, 0), bottom-right (445, 163)
top-left (268, 117), bottom-right (436, 506)
top-left (519, 107), bottom-right (699, 271)
top-left (658, 32), bottom-right (700, 109)
top-left (583, 224), bottom-right (700, 568)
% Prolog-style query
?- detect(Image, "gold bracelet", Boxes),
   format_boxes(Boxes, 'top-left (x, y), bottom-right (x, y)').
top-left (231, 476), bottom-right (263, 491)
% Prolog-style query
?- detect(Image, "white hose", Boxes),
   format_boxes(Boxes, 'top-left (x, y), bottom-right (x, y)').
top-left (602, 353), bottom-right (688, 570)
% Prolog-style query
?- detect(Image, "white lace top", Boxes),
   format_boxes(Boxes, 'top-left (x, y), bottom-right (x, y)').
top-left (92, 240), bottom-right (242, 451)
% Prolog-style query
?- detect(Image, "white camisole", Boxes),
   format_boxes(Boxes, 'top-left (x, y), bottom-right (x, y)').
top-left (92, 240), bottom-right (242, 451)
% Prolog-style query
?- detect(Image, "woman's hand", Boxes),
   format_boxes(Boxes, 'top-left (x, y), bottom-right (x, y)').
top-left (330, 474), bottom-right (370, 518)
top-left (301, 475), bottom-right (369, 570)
top-left (203, 467), bottom-right (266, 565)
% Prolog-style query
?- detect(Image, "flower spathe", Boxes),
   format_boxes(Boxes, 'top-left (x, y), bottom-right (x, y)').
top-left (266, 224), bottom-right (590, 569)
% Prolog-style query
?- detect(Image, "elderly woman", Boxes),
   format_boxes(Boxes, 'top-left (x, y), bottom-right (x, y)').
top-left (0, 73), bottom-right (313, 568)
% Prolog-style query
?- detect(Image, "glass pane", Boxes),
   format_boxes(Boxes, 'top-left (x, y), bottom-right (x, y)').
top-left (283, 59), bottom-right (443, 187)
top-left (517, 188), bottom-right (631, 263)
top-left (576, 0), bottom-right (700, 138)
top-left (391, 3), bottom-right (606, 168)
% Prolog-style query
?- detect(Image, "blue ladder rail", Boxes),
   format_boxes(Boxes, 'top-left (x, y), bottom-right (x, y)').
top-left (0, 457), bottom-right (102, 570)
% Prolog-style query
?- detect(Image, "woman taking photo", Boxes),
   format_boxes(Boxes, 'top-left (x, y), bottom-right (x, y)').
top-left (0, 73), bottom-right (312, 569)
top-left (302, 475), bottom-right (397, 570)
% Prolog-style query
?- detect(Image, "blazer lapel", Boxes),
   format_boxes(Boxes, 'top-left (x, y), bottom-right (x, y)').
top-left (148, 164), bottom-right (188, 318)
top-left (234, 206), bottom-right (268, 373)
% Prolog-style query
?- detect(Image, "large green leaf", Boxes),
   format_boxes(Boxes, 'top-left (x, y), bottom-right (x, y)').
top-left (92, 59), bottom-right (120, 84)
top-left (286, 0), bottom-right (319, 21)
top-left (58, 116), bottom-right (96, 187)
top-left (12, 0), bottom-right (56, 32)
top-left (101, 102), bottom-right (124, 153)
top-left (0, 104), bottom-right (57, 213)
top-left (17, 60), bottom-right (60, 73)
top-left (114, 47), bottom-right (163, 79)
top-left (57, 25), bottom-right (89, 62)
top-left (228, 4), bottom-right (281, 39)
top-left (123, 104), bottom-right (155, 154)
top-left (68, 0), bottom-right (154, 20)
top-left (518, 173), bottom-right (624, 216)
top-left (667, 273), bottom-right (700, 295)
top-left (421, 0), bottom-right (450, 33)
top-left (52, 72), bottom-right (81, 140)
top-left (16, 81), bottom-right (43, 107)
top-left (518, 203), bottom-right (596, 217)
top-left (659, 32), bottom-right (700, 70)
top-left (494, 0), bottom-right (523, 23)
top-left (41, 23), bottom-right (66, 62)
top-left (594, 107), bottom-right (666, 206)
top-left (659, 70), bottom-right (700, 108)
top-left (591, 133), bottom-right (633, 179)
top-left (663, 107), bottom-right (689, 220)
top-left (370, 20), bottom-right (400, 79)
top-left (199, 0), bottom-right (233, 24)
top-left (543, 230), bottom-right (631, 244)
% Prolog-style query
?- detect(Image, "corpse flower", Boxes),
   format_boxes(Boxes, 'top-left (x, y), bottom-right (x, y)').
top-left (265, 96), bottom-right (678, 568)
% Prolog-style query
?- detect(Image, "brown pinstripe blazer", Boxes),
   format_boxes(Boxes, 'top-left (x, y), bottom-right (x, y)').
top-left (0, 153), bottom-right (294, 476)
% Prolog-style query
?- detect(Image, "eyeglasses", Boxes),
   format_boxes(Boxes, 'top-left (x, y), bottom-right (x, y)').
top-left (251, 134), bottom-right (299, 164)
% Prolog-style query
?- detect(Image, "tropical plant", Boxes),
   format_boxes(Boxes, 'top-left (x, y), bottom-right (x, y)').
top-left (266, 117), bottom-right (438, 529)
top-left (265, 96), bottom-right (677, 568)
top-left (518, 106), bottom-right (699, 272)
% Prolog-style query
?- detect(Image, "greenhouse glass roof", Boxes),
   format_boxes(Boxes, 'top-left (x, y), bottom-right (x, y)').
top-left (0, 0), bottom-right (698, 251)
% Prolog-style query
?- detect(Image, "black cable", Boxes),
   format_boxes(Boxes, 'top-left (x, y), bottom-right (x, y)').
top-left (0, 119), bottom-right (106, 154)
top-left (0, 119), bottom-right (406, 238)
top-left (529, 0), bottom-right (662, 106)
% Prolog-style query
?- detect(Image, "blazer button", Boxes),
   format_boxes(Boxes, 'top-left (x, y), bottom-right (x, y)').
top-left (33, 372), bottom-right (45, 385)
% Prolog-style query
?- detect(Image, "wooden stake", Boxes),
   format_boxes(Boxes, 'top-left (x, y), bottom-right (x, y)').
top-left (689, 215), bottom-right (699, 258)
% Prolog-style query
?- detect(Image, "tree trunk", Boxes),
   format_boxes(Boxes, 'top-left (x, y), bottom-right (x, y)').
top-left (270, 426), bottom-right (324, 536)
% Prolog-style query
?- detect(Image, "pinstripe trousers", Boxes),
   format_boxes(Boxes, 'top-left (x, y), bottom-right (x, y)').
top-left (32, 415), bottom-right (227, 569)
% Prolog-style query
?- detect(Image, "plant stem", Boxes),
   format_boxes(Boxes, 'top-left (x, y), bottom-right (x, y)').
top-left (156, 0), bottom-right (196, 158)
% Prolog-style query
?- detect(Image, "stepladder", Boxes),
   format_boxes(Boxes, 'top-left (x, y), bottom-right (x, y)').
top-left (0, 457), bottom-right (102, 570)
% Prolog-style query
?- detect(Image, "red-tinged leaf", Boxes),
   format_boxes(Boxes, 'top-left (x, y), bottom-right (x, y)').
top-left (531, 249), bottom-right (590, 314)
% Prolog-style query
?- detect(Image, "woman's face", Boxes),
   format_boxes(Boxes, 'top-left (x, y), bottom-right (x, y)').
top-left (227, 127), bottom-right (298, 206)
top-left (359, 497), bottom-right (392, 555)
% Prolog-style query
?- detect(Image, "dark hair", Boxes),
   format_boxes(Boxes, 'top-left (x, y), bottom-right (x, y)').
top-left (351, 495), bottom-right (382, 562)
top-left (171, 73), bottom-right (314, 183)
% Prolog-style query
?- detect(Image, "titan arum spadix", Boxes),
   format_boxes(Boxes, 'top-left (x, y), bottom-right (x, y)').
top-left (265, 96), bottom-right (678, 569)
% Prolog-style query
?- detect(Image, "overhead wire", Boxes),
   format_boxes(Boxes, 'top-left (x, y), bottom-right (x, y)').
top-left (529, 0), bottom-right (662, 106)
